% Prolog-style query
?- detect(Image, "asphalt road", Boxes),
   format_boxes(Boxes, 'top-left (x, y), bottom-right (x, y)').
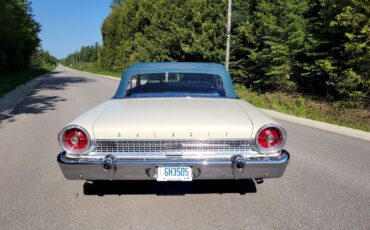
top-left (0, 66), bottom-right (369, 230)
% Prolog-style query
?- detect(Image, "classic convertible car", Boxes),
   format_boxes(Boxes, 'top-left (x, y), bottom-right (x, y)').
top-left (57, 62), bottom-right (289, 182)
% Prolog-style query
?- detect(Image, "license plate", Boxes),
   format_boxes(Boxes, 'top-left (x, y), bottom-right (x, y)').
top-left (157, 166), bottom-right (192, 181)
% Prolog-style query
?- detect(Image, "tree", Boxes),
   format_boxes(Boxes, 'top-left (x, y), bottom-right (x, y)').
top-left (61, 43), bottom-right (101, 66)
top-left (100, 0), bottom-right (227, 71)
top-left (0, 0), bottom-right (41, 72)
top-left (230, 0), bottom-right (309, 91)
top-left (80, 0), bottom-right (370, 106)
top-left (328, 0), bottom-right (370, 102)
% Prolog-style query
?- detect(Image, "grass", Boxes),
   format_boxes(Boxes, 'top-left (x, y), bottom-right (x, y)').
top-left (68, 62), bottom-right (121, 78)
top-left (0, 67), bottom-right (53, 97)
top-left (235, 84), bottom-right (370, 132)
top-left (69, 62), bottom-right (370, 132)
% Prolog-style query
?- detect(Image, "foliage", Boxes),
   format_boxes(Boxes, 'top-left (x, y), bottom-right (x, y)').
top-left (0, 68), bottom-right (49, 96)
top-left (0, 0), bottom-right (41, 72)
top-left (64, 0), bottom-right (370, 107)
top-left (0, 0), bottom-right (56, 97)
top-left (297, 0), bottom-right (370, 104)
top-left (31, 49), bottom-right (58, 70)
top-left (230, 0), bottom-right (309, 92)
top-left (327, 0), bottom-right (370, 102)
top-left (100, 0), bottom-right (227, 72)
top-left (61, 43), bottom-right (101, 66)
top-left (68, 62), bottom-right (121, 78)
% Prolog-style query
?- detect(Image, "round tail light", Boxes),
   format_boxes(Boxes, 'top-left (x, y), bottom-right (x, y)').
top-left (58, 126), bottom-right (92, 154)
top-left (255, 125), bottom-right (286, 153)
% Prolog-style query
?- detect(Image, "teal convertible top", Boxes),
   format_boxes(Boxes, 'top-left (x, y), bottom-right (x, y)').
top-left (114, 62), bottom-right (237, 98)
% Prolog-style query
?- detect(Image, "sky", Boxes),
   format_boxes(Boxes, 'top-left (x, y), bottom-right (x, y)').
top-left (30, 0), bottom-right (112, 59)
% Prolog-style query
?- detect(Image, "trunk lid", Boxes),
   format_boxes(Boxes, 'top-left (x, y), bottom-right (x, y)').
top-left (92, 98), bottom-right (253, 139)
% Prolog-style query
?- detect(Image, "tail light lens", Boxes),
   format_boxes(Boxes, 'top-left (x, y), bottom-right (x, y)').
top-left (255, 125), bottom-right (286, 153)
top-left (58, 125), bottom-right (92, 154)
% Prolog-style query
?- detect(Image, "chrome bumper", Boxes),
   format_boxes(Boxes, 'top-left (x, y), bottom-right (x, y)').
top-left (57, 150), bottom-right (290, 180)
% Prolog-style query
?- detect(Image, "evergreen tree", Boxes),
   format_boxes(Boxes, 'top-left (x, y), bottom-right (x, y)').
top-left (82, 0), bottom-right (370, 105)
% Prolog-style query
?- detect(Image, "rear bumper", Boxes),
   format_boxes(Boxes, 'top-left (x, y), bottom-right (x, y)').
top-left (57, 150), bottom-right (290, 180)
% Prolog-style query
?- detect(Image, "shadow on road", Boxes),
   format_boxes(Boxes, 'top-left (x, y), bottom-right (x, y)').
top-left (83, 179), bottom-right (257, 196)
top-left (0, 72), bottom-right (95, 124)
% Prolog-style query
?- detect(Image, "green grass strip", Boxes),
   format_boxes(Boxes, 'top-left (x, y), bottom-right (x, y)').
top-left (0, 67), bottom-right (52, 97)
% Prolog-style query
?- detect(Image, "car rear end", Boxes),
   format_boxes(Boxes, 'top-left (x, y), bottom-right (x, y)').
top-left (57, 122), bottom-right (289, 181)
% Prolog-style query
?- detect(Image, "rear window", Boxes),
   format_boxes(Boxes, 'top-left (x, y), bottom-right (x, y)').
top-left (125, 72), bottom-right (226, 98)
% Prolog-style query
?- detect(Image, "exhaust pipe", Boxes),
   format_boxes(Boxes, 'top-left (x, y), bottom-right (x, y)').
top-left (232, 155), bottom-right (245, 171)
top-left (255, 178), bottom-right (264, 184)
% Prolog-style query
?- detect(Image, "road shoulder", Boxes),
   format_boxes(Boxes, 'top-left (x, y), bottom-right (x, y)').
top-left (262, 109), bottom-right (370, 141)
top-left (0, 72), bottom-right (51, 120)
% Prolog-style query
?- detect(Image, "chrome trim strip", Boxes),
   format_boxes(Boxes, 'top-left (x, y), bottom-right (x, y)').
top-left (77, 151), bottom-right (281, 159)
